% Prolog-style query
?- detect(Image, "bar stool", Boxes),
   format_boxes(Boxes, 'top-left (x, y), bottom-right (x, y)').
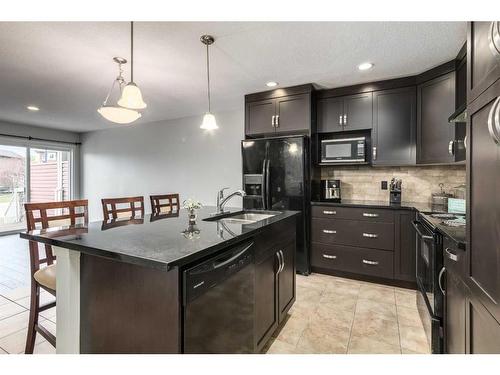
top-left (101, 196), bottom-right (144, 220)
top-left (149, 194), bottom-right (180, 215)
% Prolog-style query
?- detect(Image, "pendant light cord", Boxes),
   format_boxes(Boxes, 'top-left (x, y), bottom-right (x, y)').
top-left (206, 42), bottom-right (211, 113)
top-left (130, 21), bottom-right (134, 83)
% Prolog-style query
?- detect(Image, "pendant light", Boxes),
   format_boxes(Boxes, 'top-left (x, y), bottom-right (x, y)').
top-left (118, 21), bottom-right (147, 110)
top-left (97, 57), bottom-right (142, 124)
top-left (200, 35), bottom-right (218, 130)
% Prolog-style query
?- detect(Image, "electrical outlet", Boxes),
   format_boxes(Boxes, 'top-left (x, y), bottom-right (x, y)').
top-left (381, 181), bottom-right (388, 190)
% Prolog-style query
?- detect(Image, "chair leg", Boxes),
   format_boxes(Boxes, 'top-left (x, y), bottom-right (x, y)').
top-left (25, 283), bottom-right (40, 354)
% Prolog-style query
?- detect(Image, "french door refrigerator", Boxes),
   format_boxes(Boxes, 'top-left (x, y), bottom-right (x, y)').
top-left (241, 135), bottom-right (310, 274)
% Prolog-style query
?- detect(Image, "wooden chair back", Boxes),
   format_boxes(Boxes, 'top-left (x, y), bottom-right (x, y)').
top-left (150, 194), bottom-right (180, 215)
top-left (24, 199), bottom-right (89, 275)
top-left (102, 196), bottom-right (145, 220)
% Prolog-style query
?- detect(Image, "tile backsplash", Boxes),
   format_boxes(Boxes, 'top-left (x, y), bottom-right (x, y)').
top-left (321, 165), bottom-right (466, 203)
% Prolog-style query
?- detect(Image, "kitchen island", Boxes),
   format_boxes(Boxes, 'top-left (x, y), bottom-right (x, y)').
top-left (20, 207), bottom-right (298, 354)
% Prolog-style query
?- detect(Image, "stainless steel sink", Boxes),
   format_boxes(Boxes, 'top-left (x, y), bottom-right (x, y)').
top-left (206, 211), bottom-right (280, 224)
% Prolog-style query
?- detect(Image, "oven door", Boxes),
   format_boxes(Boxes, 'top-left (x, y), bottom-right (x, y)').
top-left (413, 219), bottom-right (437, 314)
top-left (320, 138), bottom-right (365, 163)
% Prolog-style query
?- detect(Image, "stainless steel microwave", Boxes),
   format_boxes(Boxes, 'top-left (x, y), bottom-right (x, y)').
top-left (320, 137), bottom-right (367, 164)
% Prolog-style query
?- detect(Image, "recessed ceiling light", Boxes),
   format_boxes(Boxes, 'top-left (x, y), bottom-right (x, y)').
top-left (266, 81), bottom-right (278, 87)
top-left (358, 62), bottom-right (374, 71)
top-left (26, 105), bottom-right (39, 111)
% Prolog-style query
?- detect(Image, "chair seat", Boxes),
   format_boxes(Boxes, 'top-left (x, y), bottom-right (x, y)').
top-left (34, 264), bottom-right (56, 291)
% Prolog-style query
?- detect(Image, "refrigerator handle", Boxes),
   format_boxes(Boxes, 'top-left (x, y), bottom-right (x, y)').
top-left (261, 160), bottom-right (267, 210)
top-left (265, 159), bottom-right (271, 210)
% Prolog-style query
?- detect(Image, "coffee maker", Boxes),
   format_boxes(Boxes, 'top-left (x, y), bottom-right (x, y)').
top-left (321, 179), bottom-right (341, 202)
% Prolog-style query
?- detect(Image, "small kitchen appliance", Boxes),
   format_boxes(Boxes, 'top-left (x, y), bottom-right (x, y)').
top-left (320, 137), bottom-right (367, 164)
top-left (389, 178), bottom-right (402, 204)
top-left (321, 179), bottom-right (341, 202)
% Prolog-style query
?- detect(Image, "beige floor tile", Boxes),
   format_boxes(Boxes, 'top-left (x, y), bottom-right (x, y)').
top-left (0, 302), bottom-right (26, 321)
top-left (288, 301), bottom-right (319, 321)
top-left (311, 304), bottom-right (355, 331)
top-left (295, 286), bottom-right (323, 305)
top-left (355, 298), bottom-right (397, 321)
top-left (273, 315), bottom-right (308, 347)
top-left (40, 306), bottom-right (56, 320)
top-left (264, 338), bottom-right (298, 354)
top-left (0, 311), bottom-right (33, 338)
top-left (1, 287), bottom-right (30, 301)
top-left (0, 347), bottom-right (7, 354)
top-left (350, 315), bottom-right (400, 347)
top-left (33, 341), bottom-right (56, 354)
top-left (319, 292), bottom-right (357, 311)
top-left (395, 289), bottom-right (418, 309)
top-left (324, 280), bottom-right (361, 298)
top-left (402, 347), bottom-right (427, 354)
top-left (399, 323), bottom-right (431, 354)
top-left (397, 306), bottom-right (423, 328)
top-left (0, 296), bottom-right (10, 307)
top-left (348, 336), bottom-right (401, 354)
top-left (15, 293), bottom-right (56, 309)
top-left (359, 285), bottom-right (396, 304)
top-left (295, 320), bottom-right (350, 354)
top-left (0, 327), bottom-right (46, 354)
top-left (296, 275), bottom-right (327, 293)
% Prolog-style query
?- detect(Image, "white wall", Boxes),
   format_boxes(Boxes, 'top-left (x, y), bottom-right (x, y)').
top-left (80, 109), bottom-right (244, 221)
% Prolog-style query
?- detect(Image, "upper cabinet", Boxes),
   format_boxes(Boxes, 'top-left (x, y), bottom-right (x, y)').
top-left (372, 86), bottom-right (416, 166)
top-left (317, 92), bottom-right (372, 133)
top-left (468, 21), bottom-right (500, 104)
top-left (245, 84), bottom-right (313, 137)
top-left (417, 71), bottom-right (456, 164)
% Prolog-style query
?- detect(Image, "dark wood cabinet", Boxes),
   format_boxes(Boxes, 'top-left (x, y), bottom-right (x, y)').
top-left (466, 78), bottom-right (500, 328)
top-left (372, 86), bottom-right (416, 165)
top-left (466, 296), bottom-right (500, 354)
top-left (254, 246), bottom-right (279, 350)
top-left (245, 84), bottom-right (313, 137)
top-left (445, 269), bottom-right (467, 354)
top-left (246, 99), bottom-right (276, 135)
top-left (417, 72), bottom-right (456, 164)
top-left (394, 210), bottom-right (416, 283)
top-left (317, 92), bottom-right (372, 133)
top-left (278, 240), bottom-right (296, 323)
top-left (311, 204), bottom-right (416, 285)
top-left (467, 21), bottom-right (500, 104)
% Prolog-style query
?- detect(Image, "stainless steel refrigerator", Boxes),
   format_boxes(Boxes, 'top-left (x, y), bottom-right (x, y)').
top-left (241, 135), bottom-right (310, 274)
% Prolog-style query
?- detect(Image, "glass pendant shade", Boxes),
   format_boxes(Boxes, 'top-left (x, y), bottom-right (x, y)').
top-left (118, 82), bottom-right (147, 109)
top-left (97, 105), bottom-right (141, 124)
top-left (200, 112), bottom-right (218, 130)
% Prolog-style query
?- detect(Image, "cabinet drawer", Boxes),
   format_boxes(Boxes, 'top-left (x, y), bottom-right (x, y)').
top-left (311, 242), bottom-right (394, 279)
top-left (311, 205), bottom-right (394, 223)
top-left (443, 236), bottom-right (466, 279)
top-left (312, 218), bottom-right (394, 251)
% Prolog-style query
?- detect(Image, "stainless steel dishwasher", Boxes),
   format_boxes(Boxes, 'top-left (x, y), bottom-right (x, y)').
top-left (183, 241), bottom-right (255, 353)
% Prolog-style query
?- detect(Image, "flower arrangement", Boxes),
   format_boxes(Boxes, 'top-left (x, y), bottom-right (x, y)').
top-left (182, 199), bottom-right (203, 211)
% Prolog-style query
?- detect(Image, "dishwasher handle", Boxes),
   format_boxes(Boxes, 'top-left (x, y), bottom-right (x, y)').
top-left (214, 242), bottom-right (254, 269)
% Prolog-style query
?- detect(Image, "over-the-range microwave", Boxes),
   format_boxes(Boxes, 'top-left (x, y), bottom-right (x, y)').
top-left (320, 137), bottom-right (367, 164)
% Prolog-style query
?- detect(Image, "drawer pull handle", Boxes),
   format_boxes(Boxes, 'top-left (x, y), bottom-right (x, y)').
top-left (362, 233), bottom-right (378, 238)
top-left (323, 210), bottom-right (336, 215)
top-left (445, 248), bottom-right (458, 262)
top-left (362, 259), bottom-right (379, 266)
top-left (323, 229), bottom-right (337, 234)
top-left (362, 213), bottom-right (379, 217)
top-left (322, 254), bottom-right (337, 260)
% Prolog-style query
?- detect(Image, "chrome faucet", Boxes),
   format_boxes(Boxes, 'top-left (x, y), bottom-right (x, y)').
top-left (214, 187), bottom-right (246, 215)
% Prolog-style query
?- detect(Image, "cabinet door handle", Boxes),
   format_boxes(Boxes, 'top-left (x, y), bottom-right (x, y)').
top-left (339, 115), bottom-right (343, 126)
top-left (275, 115), bottom-right (279, 127)
top-left (323, 229), bottom-right (337, 234)
top-left (278, 250), bottom-right (285, 273)
top-left (445, 248), bottom-right (458, 262)
top-left (322, 254), bottom-right (337, 259)
top-left (448, 140), bottom-right (455, 156)
top-left (488, 21), bottom-right (500, 59)
top-left (438, 266), bottom-right (446, 295)
top-left (488, 96), bottom-right (500, 144)
top-left (362, 233), bottom-right (378, 238)
top-left (271, 115), bottom-right (275, 127)
top-left (343, 114), bottom-right (347, 125)
top-left (372, 146), bottom-right (377, 161)
top-left (362, 259), bottom-right (379, 265)
top-left (276, 251), bottom-right (283, 274)
top-left (322, 210), bottom-right (336, 215)
top-left (362, 213), bottom-right (379, 218)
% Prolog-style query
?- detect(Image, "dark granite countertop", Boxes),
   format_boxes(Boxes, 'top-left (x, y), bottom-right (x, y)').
top-left (419, 212), bottom-right (466, 250)
top-left (311, 199), bottom-right (447, 213)
top-left (20, 207), bottom-right (298, 271)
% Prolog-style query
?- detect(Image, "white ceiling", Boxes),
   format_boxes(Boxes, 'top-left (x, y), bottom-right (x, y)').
top-left (0, 22), bottom-right (466, 133)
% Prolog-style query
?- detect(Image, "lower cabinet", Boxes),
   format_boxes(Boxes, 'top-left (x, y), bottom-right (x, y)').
top-left (311, 205), bottom-right (416, 284)
top-left (445, 270), bottom-right (467, 353)
top-left (254, 238), bottom-right (296, 352)
top-left (466, 296), bottom-right (500, 354)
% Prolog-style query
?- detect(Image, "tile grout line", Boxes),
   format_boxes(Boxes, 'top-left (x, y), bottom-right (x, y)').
top-left (345, 284), bottom-right (360, 354)
top-left (394, 293), bottom-right (403, 354)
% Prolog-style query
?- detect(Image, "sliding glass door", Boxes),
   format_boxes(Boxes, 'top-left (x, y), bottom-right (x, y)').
top-left (0, 145), bottom-right (27, 233)
top-left (0, 142), bottom-right (74, 234)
